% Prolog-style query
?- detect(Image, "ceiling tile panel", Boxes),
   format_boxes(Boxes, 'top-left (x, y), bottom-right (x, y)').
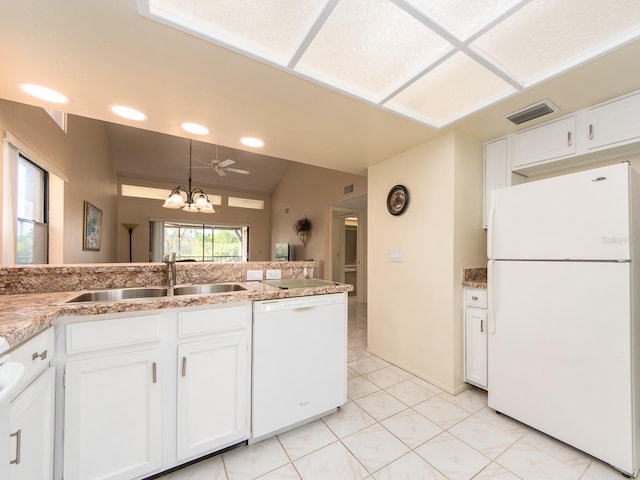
top-left (144, 0), bottom-right (329, 65)
top-left (471, 0), bottom-right (640, 85)
top-left (294, 0), bottom-right (453, 102)
top-left (404, 0), bottom-right (525, 41)
top-left (385, 52), bottom-right (517, 126)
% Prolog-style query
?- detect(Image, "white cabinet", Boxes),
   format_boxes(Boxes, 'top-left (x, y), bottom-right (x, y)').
top-left (176, 335), bottom-right (249, 460)
top-left (512, 115), bottom-right (576, 169)
top-left (483, 138), bottom-right (511, 229)
top-left (586, 91), bottom-right (640, 150)
top-left (7, 329), bottom-right (55, 480)
top-left (9, 368), bottom-right (55, 480)
top-left (55, 303), bottom-right (251, 480)
top-left (63, 349), bottom-right (162, 480)
top-left (464, 288), bottom-right (488, 390)
top-left (175, 304), bottom-right (251, 461)
top-left (507, 90), bottom-right (640, 176)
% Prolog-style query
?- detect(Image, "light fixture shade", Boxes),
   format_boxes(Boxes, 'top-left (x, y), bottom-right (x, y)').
top-left (182, 203), bottom-right (198, 212)
top-left (163, 194), bottom-right (183, 209)
top-left (200, 202), bottom-right (216, 213)
top-left (194, 193), bottom-right (208, 208)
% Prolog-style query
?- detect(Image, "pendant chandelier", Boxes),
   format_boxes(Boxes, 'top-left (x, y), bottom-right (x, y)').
top-left (162, 139), bottom-right (215, 213)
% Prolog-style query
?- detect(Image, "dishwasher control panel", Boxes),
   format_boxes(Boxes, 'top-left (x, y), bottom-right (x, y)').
top-left (254, 293), bottom-right (345, 313)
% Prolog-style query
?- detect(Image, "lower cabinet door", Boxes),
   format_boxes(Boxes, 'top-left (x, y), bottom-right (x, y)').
top-left (465, 307), bottom-right (488, 389)
top-left (8, 367), bottom-right (55, 480)
top-left (63, 349), bottom-right (162, 480)
top-left (176, 335), bottom-right (249, 461)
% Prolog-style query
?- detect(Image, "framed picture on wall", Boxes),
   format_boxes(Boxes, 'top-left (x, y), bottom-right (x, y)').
top-left (83, 201), bottom-right (102, 251)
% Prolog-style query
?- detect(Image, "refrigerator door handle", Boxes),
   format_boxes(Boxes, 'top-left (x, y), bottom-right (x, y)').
top-left (487, 260), bottom-right (496, 334)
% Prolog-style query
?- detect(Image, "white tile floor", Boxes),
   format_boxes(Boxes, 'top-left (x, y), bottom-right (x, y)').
top-left (158, 299), bottom-right (629, 480)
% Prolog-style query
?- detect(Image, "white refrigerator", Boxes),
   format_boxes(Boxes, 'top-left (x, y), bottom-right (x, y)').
top-left (487, 162), bottom-right (640, 476)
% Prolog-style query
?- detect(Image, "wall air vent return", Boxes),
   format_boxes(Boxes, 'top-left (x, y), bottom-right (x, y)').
top-left (506, 100), bottom-right (559, 125)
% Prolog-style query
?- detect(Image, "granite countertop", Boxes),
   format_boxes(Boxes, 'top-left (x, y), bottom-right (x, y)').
top-left (462, 267), bottom-right (487, 289)
top-left (0, 281), bottom-right (353, 355)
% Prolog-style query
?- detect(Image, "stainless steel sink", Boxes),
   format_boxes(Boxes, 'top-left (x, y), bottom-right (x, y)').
top-left (65, 287), bottom-right (169, 303)
top-left (172, 283), bottom-right (247, 296)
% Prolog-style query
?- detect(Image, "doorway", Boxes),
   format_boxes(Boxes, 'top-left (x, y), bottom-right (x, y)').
top-left (328, 194), bottom-right (367, 304)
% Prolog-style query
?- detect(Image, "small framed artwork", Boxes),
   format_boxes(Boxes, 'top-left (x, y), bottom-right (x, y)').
top-left (83, 201), bottom-right (102, 251)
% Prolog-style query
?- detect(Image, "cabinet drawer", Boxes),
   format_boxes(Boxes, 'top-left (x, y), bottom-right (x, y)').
top-left (66, 314), bottom-right (161, 355)
top-left (10, 328), bottom-right (54, 387)
top-left (178, 305), bottom-right (250, 339)
top-left (464, 289), bottom-right (487, 308)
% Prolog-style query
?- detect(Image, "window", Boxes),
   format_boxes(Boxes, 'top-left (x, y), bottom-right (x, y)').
top-left (154, 221), bottom-right (249, 262)
top-left (16, 155), bottom-right (48, 264)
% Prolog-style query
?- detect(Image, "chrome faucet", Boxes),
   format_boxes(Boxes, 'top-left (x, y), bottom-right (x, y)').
top-left (163, 252), bottom-right (176, 289)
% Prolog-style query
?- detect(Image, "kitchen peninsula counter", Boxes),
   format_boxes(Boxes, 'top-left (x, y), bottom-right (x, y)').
top-left (0, 261), bottom-right (352, 354)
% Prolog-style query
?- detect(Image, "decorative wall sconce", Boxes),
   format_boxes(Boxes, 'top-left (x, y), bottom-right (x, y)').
top-left (294, 217), bottom-right (312, 247)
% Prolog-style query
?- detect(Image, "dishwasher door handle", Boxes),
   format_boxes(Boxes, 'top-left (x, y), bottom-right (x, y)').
top-left (292, 306), bottom-right (316, 313)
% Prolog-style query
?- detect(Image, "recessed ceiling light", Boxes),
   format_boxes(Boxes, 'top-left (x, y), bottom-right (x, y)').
top-left (241, 137), bottom-right (264, 148)
top-left (19, 83), bottom-right (69, 104)
top-left (180, 122), bottom-right (209, 135)
top-left (112, 105), bottom-right (147, 121)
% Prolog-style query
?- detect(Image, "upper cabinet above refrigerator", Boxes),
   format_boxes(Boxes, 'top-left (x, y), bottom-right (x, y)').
top-left (586, 92), bottom-right (640, 150)
top-left (482, 90), bottom-right (640, 229)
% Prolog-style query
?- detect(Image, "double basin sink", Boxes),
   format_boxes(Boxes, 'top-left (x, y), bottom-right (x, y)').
top-left (65, 283), bottom-right (246, 303)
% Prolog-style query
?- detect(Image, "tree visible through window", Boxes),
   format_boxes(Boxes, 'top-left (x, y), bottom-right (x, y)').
top-left (163, 222), bottom-right (248, 262)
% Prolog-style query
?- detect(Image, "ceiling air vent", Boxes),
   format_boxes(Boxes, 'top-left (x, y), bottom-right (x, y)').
top-left (506, 99), bottom-right (559, 125)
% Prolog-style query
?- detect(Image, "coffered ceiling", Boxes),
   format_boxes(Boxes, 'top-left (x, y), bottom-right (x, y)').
top-left (0, 0), bottom-right (639, 184)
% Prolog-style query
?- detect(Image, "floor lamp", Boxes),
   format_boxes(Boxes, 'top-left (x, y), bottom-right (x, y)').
top-left (121, 223), bottom-right (139, 262)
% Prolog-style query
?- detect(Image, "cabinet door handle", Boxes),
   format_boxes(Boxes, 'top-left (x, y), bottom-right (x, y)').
top-left (480, 320), bottom-right (484, 333)
top-left (32, 350), bottom-right (47, 361)
top-left (152, 362), bottom-right (157, 384)
top-left (471, 296), bottom-right (478, 301)
top-left (567, 131), bottom-right (572, 146)
top-left (10, 429), bottom-right (21, 465)
top-left (181, 357), bottom-right (187, 377)
top-left (589, 124), bottom-right (594, 140)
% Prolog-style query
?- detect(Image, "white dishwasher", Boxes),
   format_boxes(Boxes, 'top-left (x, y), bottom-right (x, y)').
top-left (252, 293), bottom-right (347, 441)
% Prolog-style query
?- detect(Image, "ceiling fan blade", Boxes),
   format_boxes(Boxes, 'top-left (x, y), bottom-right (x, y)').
top-left (218, 158), bottom-right (235, 168)
top-left (225, 168), bottom-right (250, 175)
top-left (215, 166), bottom-right (226, 176)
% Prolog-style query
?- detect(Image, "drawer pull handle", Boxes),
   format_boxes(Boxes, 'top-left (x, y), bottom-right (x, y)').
top-left (480, 320), bottom-right (484, 333)
top-left (32, 350), bottom-right (47, 361)
top-left (567, 131), bottom-right (572, 146)
top-left (10, 429), bottom-right (21, 465)
top-left (182, 357), bottom-right (187, 377)
top-left (152, 362), bottom-right (157, 384)
top-left (471, 296), bottom-right (478, 301)
top-left (589, 124), bottom-right (593, 140)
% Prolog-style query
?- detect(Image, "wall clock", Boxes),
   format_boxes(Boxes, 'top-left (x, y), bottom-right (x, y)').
top-left (386, 185), bottom-right (409, 215)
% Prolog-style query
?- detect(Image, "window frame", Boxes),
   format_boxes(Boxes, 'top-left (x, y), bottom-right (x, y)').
top-left (15, 154), bottom-right (49, 264)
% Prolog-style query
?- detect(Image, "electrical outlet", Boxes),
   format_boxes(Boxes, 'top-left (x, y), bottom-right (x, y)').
top-left (246, 270), bottom-right (264, 281)
top-left (266, 269), bottom-right (281, 280)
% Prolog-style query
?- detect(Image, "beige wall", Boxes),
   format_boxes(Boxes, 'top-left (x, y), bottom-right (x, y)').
top-left (367, 132), bottom-right (485, 394)
top-left (270, 162), bottom-right (367, 278)
top-left (63, 116), bottom-right (118, 263)
top-left (117, 182), bottom-right (271, 262)
top-left (0, 99), bottom-right (118, 264)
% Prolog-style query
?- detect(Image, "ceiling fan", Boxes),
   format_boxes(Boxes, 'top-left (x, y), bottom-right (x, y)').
top-left (191, 145), bottom-right (251, 176)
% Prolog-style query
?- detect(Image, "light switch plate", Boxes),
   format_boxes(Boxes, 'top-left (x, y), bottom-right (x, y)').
top-left (387, 249), bottom-right (404, 262)
top-left (266, 269), bottom-right (281, 280)
top-left (246, 270), bottom-right (264, 281)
